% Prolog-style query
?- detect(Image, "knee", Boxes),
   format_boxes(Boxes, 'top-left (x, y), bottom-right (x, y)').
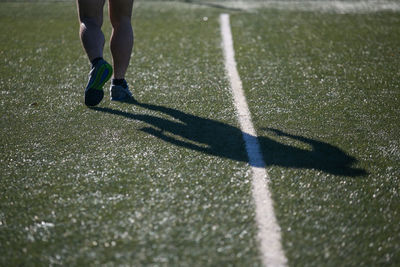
top-left (80, 16), bottom-right (103, 29)
top-left (110, 15), bottom-right (131, 29)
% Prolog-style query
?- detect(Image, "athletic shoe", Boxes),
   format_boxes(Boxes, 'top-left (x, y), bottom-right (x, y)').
top-left (110, 79), bottom-right (133, 101)
top-left (84, 59), bottom-right (113, 106)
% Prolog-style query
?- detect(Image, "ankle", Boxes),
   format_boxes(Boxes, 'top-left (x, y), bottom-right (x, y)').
top-left (112, 78), bottom-right (127, 88)
top-left (91, 57), bottom-right (103, 67)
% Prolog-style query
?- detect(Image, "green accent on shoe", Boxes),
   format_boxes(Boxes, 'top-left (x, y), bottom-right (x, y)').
top-left (84, 59), bottom-right (113, 106)
top-left (91, 63), bottom-right (113, 90)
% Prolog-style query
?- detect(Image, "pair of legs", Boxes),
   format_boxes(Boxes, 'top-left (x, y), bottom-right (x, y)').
top-left (77, 0), bottom-right (134, 79)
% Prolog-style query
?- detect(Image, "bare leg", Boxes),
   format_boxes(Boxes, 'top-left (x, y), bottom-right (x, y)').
top-left (77, 0), bottom-right (106, 61)
top-left (109, 0), bottom-right (134, 79)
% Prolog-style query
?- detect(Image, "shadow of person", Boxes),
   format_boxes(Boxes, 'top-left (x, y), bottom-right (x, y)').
top-left (90, 101), bottom-right (367, 177)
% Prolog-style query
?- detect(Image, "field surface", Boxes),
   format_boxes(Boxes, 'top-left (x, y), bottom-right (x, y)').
top-left (1, 1), bottom-right (399, 266)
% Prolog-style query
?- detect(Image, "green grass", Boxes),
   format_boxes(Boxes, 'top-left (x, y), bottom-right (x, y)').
top-left (1, 1), bottom-right (399, 266)
top-left (232, 9), bottom-right (400, 266)
top-left (0, 2), bottom-right (259, 266)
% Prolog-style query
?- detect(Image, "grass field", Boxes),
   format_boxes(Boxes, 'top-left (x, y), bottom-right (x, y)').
top-left (1, 1), bottom-right (399, 266)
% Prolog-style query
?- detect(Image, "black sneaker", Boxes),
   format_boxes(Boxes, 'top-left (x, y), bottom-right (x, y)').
top-left (84, 59), bottom-right (113, 106)
top-left (110, 79), bottom-right (133, 101)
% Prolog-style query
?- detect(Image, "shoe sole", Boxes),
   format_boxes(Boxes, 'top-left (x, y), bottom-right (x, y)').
top-left (85, 62), bottom-right (113, 106)
top-left (85, 88), bottom-right (105, 107)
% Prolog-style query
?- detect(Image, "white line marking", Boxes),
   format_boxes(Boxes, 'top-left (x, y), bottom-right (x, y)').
top-left (212, 1), bottom-right (400, 13)
top-left (220, 14), bottom-right (287, 267)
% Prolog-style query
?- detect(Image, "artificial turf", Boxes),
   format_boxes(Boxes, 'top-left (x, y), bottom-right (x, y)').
top-left (0, 2), bottom-right (260, 266)
top-left (0, 1), bottom-right (399, 266)
top-left (232, 8), bottom-right (400, 266)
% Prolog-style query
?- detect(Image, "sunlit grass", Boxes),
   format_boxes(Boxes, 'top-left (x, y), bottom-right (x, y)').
top-left (1, 1), bottom-right (399, 266)
top-left (0, 2), bottom-right (259, 266)
top-left (232, 9), bottom-right (400, 266)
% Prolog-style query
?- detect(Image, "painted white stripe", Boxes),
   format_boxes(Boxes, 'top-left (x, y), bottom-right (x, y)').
top-left (212, 1), bottom-right (400, 13)
top-left (220, 14), bottom-right (287, 267)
